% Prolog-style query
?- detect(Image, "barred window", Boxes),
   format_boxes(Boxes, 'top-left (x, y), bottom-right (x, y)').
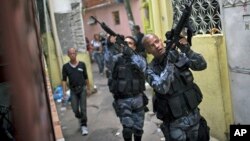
top-left (112, 11), bottom-right (120, 25)
top-left (172, 0), bottom-right (222, 35)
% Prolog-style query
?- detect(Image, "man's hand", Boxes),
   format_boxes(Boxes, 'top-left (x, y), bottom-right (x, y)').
top-left (177, 37), bottom-right (190, 53)
top-left (63, 94), bottom-right (68, 101)
top-left (86, 89), bottom-right (91, 96)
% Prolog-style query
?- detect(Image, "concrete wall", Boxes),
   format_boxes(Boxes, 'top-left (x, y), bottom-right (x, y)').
top-left (222, 3), bottom-right (250, 124)
top-left (42, 33), bottom-right (62, 89)
top-left (83, 0), bottom-right (143, 41)
top-left (192, 35), bottom-right (232, 141)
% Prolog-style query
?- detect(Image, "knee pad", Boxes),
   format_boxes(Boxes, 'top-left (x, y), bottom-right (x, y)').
top-left (122, 127), bottom-right (133, 139)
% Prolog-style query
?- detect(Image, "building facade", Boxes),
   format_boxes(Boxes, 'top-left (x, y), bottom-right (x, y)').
top-left (83, 0), bottom-right (143, 41)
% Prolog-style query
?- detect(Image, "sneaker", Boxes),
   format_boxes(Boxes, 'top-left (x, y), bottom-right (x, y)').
top-left (81, 126), bottom-right (88, 136)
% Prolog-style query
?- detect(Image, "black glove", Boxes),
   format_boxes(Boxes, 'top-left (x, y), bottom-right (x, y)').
top-left (122, 45), bottom-right (134, 56)
top-left (177, 44), bottom-right (190, 53)
top-left (167, 50), bottom-right (179, 63)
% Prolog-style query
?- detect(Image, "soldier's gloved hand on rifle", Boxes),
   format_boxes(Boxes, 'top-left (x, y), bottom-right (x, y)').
top-left (167, 50), bottom-right (179, 63)
top-left (176, 37), bottom-right (191, 53)
top-left (113, 35), bottom-right (135, 56)
top-left (122, 45), bottom-right (134, 56)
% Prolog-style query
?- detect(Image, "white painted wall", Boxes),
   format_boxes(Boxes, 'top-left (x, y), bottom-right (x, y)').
top-left (220, 0), bottom-right (250, 124)
top-left (53, 0), bottom-right (72, 13)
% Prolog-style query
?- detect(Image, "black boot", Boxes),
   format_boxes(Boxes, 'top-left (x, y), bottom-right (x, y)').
top-left (124, 138), bottom-right (132, 141)
top-left (134, 135), bottom-right (142, 141)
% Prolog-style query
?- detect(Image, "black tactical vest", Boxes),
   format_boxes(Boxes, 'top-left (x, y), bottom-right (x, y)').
top-left (108, 55), bottom-right (145, 98)
top-left (154, 59), bottom-right (203, 121)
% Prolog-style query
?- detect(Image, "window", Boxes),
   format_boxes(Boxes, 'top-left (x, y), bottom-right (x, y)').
top-left (172, 0), bottom-right (222, 35)
top-left (112, 11), bottom-right (120, 25)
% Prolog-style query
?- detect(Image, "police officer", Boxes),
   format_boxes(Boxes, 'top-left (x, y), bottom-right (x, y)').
top-left (139, 33), bottom-right (208, 141)
top-left (133, 25), bottom-right (146, 58)
top-left (108, 36), bottom-right (147, 141)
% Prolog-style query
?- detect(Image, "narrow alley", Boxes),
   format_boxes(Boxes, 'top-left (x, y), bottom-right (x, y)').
top-left (56, 62), bottom-right (164, 141)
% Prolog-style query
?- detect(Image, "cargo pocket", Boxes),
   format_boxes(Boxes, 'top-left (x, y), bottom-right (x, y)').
top-left (118, 67), bottom-right (126, 79)
top-left (118, 80), bottom-right (127, 93)
top-left (198, 116), bottom-right (210, 141)
top-left (179, 70), bottom-right (193, 85)
top-left (193, 84), bottom-right (203, 103)
top-left (168, 96), bottom-right (183, 118)
top-left (183, 88), bottom-right (201, 110)
top-left (132, 79), bottom-right (140, 93)
top-left (156, 99), bottom-right (168, 120)
top-left (108, 79), bottom-right (117, 93)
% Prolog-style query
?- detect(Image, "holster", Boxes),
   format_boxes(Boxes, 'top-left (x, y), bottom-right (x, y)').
top-left (142, 93), bottom-right (149, 112)
top-left (198, 116), bottom-right (210, 141)
top-left (112, 101), bottom-right (120, 117)
top-left (160, 124), bottom-right (170, 141)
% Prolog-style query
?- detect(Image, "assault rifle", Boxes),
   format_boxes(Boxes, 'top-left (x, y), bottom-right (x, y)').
top-left (165, 0), bottom-right (194, 51)
top-left (90, 16), bottom-right (127, 48)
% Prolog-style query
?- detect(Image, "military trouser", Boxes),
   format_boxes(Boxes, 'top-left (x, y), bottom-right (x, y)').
top-left (161, 108), bottom-right (200, 141)
top-left (114, 94), bottom-right (145, 140)
top-left (70, 87), bottom-right (87, 126)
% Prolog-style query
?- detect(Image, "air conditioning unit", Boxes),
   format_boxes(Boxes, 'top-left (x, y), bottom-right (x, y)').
top-left (87, 16), bottom-right (96, 25)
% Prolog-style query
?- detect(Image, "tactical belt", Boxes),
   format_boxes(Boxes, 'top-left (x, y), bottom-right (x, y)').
top-left (132, 106), bottom-right (145, 113)
top-left (114, 92), bottom-right (141, 99)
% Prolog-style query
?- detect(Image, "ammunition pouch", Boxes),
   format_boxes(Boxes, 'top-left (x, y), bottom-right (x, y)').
top-left (112, 101), bottom-right (120, 117)
top-left (154, 83), bottom-right (203, 120)
top-left (160, 123), bottom-right (170, 141)
top-left (142, 93), bottom-right (149, 112)
top-left (108, 79), bottom-right (145, 96)
top-left (183, 84), bottom-right (203, 110)
top-left (179, 70), bottom-right (194, 85)
top-left (198, 116), bottom-right (210, 141)
top-left (153, 96), bottom-right (170, 121)
top-left (109, 55), bottom-right (145, 98)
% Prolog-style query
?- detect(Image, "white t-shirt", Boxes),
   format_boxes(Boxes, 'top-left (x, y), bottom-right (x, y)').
top-left (91, 40), bottom-right (102, 49)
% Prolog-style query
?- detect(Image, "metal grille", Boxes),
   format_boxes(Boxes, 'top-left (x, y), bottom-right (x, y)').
top-left (223, 0), bottom-right (250, 7)
top-left (172, 0), bottom-right (222, 35)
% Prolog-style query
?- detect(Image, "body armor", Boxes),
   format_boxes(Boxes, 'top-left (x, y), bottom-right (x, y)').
top-left (109, 55), bottom-right (145, 99)
top-left (154, 57), bottom-right (203, 121)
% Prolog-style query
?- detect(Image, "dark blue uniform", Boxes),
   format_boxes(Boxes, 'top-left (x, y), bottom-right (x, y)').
top-left (133, 48), bottom-right (207, 141)
top-left (108, 52), bottom-right (146, 141)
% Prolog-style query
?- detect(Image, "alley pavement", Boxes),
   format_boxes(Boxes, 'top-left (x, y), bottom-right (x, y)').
top-left (56, 62), bottom-right (219, 141)
top-left (56, 62), bottom-right (164, 141)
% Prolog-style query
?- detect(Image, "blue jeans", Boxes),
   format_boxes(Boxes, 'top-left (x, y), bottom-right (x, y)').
top-left (93, 52), bottom-right (104, 73)
top-left (70, 87), bottom-right (87, 126)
